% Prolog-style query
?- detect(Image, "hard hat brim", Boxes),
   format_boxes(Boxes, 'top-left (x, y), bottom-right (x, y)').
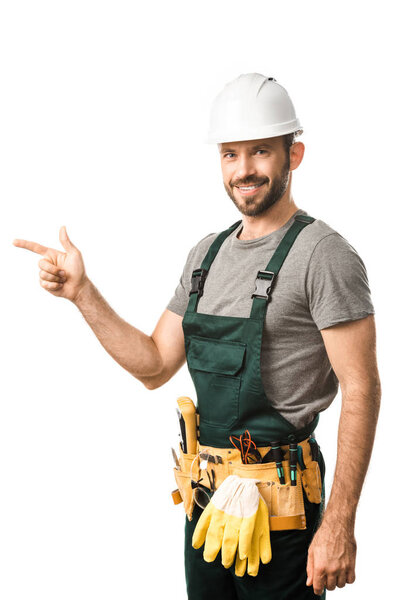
top-left (205, 120), bottom-right (303, 145)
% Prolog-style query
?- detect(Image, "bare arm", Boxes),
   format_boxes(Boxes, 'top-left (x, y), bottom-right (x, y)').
top-left (306, 314), bottom-right (381, 595)
top-left (73, 282), bottom-right (186, 387)
top-left (321, 314), bottom-right (381, 524)
top-left (13, 227), bottom-right (187, 389)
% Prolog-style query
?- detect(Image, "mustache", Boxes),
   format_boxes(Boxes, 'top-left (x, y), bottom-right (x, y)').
top-left (231, 178), bottom-right (268, 187)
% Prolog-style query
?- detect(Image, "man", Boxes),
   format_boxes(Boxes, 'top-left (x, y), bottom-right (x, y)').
top-left (14, 73), bottom-right (381, 599)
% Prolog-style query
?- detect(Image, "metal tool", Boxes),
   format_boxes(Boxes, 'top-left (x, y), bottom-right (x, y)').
top-left (199, 452), bottom-right (223, 465)
top-left (171, 447), bottom-right (180, 469)
top-left (206, 468), bottom-right (216, 492)
top-left (176, 408), bottom-right (187, 453)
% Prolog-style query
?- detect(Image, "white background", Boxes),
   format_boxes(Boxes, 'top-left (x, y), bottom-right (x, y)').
top-left (1, 1), bottom-right (397, 598)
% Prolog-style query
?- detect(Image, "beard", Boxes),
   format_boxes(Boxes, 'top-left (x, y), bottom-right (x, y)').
top-left (224, 157), bottom-right (291, 217)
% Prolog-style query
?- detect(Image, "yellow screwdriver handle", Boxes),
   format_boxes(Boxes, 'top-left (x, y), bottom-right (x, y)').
top-left (177, 396), bottom-right (198, 454)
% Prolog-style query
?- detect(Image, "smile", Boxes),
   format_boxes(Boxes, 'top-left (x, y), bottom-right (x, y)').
top-left (235, 182), bottom-right (265, 196)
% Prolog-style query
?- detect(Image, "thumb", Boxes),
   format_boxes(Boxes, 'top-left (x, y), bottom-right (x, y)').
top-left (306, 550), bottom-right (314, 586)
top-left (59, 226), bottom-right (78, 252)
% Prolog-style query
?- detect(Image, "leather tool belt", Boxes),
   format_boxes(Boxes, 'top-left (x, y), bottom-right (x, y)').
top-left (172, 436), bottom-right (322, 530)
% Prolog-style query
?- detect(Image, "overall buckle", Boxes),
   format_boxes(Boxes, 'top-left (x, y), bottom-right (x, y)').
top-left (251, 270), bottom-right (276, 300)
top-left (190, 268), bottom-right (208, 297)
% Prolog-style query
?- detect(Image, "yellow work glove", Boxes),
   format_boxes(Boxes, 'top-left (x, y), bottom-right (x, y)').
top-left (192, 475), bottom-right (261, 569)
top-left (234, 496), bottom-right (272, 577)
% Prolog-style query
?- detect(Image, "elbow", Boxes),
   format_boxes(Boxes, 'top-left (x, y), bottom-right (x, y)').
top-left (369, 373), bottom-right (382, 405)
top-left (140, 371), bottom-right (170, 390)
top-left (340, 375), bottom-right (382, 418)
top-left (143, 379), bottom-right (161, 391)
top-left (341, 371), bottom-right (382, 400)
top-left (136, 356), bottom-right (166, 391)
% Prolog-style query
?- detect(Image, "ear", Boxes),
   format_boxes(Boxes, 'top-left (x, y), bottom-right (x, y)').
top-left (289, 141), bottom-right (305, 171)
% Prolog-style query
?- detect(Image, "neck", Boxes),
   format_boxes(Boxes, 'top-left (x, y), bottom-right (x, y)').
top-left (237, 196), bottom-right (300, 241)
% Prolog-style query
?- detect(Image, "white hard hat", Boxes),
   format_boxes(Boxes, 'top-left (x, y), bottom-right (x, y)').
top-left (206, 73), bottom-right (303, 144)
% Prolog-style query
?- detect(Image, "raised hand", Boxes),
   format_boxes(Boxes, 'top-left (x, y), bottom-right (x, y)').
top-left (13, 226), bottom-right (89, 302)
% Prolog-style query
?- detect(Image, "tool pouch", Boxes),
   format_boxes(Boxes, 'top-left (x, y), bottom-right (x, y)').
top-left (300, 456), bottom-right (323, 504)
top-left (301, 461), bottom-right (322, 503)
top-left (171, 437), bottom-right (324, 528)
top-left (173, 469), bottom-right (195, 521)
top-left (297, 437), bottom-right (323, 505)
top-left (172, 447), bottom-right (200, 521)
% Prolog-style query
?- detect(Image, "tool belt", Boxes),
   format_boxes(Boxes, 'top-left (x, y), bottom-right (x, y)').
top-left (172, 436), bottom-right (323, 531)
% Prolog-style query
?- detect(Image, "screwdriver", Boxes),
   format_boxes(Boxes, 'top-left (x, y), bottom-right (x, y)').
top-left (289, 443), bottom-right (298, 486)
top-left (270, 441), bottom-right (286, 485)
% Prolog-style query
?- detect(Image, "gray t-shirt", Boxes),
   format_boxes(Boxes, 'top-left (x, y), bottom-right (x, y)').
top-left (166, 208), bottom-right (375, 430)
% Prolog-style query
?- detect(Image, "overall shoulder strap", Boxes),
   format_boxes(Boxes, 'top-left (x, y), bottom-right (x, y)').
top-left (250, 215), bottom-right (315, 319)
top-left (186, 219), bottom-right (242, 312)
top-left (201, 219), bottom-right (242, 270)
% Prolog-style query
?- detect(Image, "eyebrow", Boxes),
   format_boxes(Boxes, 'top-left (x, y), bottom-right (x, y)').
top-left (220, 143), bottom-right (274, 153)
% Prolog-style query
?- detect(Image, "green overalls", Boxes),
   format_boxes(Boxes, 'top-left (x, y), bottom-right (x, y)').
top-left (182, 215), bottom-right (326, 599)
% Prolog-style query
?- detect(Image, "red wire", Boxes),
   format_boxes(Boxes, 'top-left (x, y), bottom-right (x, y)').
top-left (230, 430), bottom-right (258, 463)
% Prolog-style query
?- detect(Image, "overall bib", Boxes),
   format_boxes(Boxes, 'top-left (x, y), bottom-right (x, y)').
top-left (182, 215), bottom-right (326, 600)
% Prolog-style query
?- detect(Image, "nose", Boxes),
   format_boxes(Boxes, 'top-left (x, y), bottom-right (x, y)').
top-left (233, 154), bottom-right (257, 183)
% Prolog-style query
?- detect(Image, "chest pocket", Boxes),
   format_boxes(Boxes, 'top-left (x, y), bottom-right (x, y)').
top-left (186, 335), bottom-right (247, 428)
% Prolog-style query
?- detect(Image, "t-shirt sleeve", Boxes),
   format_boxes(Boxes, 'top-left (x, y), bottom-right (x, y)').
top-left (166, 245), bottom-right (196, 317)
top-left (305, 232), bottom-right (375, 330)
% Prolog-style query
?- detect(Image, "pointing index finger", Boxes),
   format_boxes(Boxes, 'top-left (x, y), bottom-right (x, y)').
top-left (13, 238), bottom-right (50, 256)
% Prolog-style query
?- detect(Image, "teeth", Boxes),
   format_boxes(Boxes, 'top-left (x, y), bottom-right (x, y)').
top-left (238, 184), bottom-right (262, 190)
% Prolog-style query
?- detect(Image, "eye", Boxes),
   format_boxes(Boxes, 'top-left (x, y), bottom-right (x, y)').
top-left (223, 153), bottom-right (235, 159)
top-left (256, 149), bottom-right (268, 155)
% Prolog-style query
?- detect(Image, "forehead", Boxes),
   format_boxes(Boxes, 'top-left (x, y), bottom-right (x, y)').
top-left (219, 137), bottom-right (283, 152)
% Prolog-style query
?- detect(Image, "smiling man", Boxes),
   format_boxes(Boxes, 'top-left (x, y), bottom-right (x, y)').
top-left (14, 73), bottom-right (381, 600)
top-left (221, 137), bottom-right (293, 218)
top-left (165, 74), bottom-right (380, 599)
